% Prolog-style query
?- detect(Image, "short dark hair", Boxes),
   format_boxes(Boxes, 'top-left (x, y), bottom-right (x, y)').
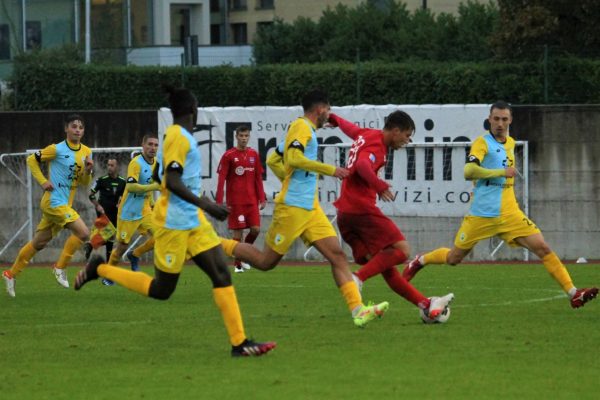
top-left (384, 110), bottom-right (415, 133)
top-left (301, 89), bottom-right (329, 112)
top-left (163, 85), bottom-right (197, 118)
top-left (490, 100), bottom-right (512, 115)
top-left (142, 134), bottom-right (158, 144)
top-left (65, 113), bottom-right (84, 127)
top-left (235, 125), bottom-right (250, 135)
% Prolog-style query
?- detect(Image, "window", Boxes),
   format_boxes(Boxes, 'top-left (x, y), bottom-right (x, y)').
top-left (230, 0), bottom-right (247, 11)
top-left (256, 0), bottom-right (274, 9)
top-left (211, 24), bottom-right (222, 45)
top-left (0, 24), bottom-right (10, 60)
top-left (231, 23), bottom-right (247, 44)
top-left (210, 0), bottom-right (220, 12)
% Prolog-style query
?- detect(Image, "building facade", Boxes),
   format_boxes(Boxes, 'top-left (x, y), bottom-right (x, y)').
top-left (0, 0), bottom-right (473, 77)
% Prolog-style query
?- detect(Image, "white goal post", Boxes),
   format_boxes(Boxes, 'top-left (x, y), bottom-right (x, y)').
top-left (0, 147), bottom-right (142, 260)
top-left (303, 140), bottom-right (529, 262)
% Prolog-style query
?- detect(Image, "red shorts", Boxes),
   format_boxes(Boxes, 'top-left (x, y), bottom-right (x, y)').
top-left (228, 203), bottom-right (260, 230)
top-left (336, 210), bottom-right (405, 265)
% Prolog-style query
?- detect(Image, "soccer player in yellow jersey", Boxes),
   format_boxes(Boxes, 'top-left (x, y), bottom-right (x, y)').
top-left (3, 114), bottom-right (94, 297)
top-left (75, 86), bottom-right (275, 357)
top-left (403, 101), bottom-right (598, 308)
top-left (221, 89), bottom-right (390, 327)
top-left (104, 135), bottom-right (159, 284)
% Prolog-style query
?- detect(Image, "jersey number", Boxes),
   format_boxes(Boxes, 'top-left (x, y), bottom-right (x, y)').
top-left (347, 136), bottom-right (366, 169)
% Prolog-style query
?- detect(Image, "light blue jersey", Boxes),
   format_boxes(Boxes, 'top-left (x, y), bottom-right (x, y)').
top-left (153, 125), bottom-right (203, 230)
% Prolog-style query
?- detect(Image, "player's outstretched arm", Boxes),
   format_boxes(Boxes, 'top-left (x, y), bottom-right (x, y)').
top-left (125, 181), bottom-right (161, 193)
top-left (165, 169), bottom-right (229, 221)
top-left (328, 113), bottom-right (362, 140)
top-left (287, 148), bottom-right (337, 176)
top-left (463, 162), bottom-right (509, 180)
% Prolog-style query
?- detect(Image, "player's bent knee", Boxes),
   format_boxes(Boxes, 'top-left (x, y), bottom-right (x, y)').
top-left (148, 280), bottom-right (176, 300)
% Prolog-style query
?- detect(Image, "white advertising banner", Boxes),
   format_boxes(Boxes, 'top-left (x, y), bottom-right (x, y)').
top-left (157, 105), bottom-right (492, 217)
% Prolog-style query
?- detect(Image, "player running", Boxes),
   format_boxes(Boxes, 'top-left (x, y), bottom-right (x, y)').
top-left (403, 101), bottom-right (598, 309)
top-left (106, 135), bottom-right (159, 277)
top-left (216, 125), bottom-right (266, 273)
top-left (3, 114), bottom-right (93, 297)
top-left (220, 89), bottom-right (390, 328)
top-left (74, 86), bottom-right (275, 357)
top-left (329, 110), bottom-right (454, 320)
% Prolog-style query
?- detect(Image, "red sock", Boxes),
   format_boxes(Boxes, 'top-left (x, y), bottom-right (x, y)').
top-left (355, 247), bottom-right (407, 282)
top-left (233, 238), bottom-right (241, 267)
top-left (382, 267), bottom-right (430, 309)
top-left (244, 230), bottom-right (259, 244)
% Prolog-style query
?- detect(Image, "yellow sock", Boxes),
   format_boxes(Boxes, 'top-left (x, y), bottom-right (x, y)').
top-left (542, 252), bottom-right (575, 293)
top-left (213, 286), bottom-right (246, 346)
top-left (339, 281), bottom-right (363, 312)
top-left (98, 264), bottom-right (153, 296)
top-left (220, 238), bottom-right (239, 258)
top-left (132, 237), bottom-right (155, 258)
top-left (55, 235), bottom-right (84, 269)
top-left (10, 242), bottom-right (37, 276)
top-left (424, 247), bottom-right (451, 265)
top-left (108, 250), bottom-right (121, 266)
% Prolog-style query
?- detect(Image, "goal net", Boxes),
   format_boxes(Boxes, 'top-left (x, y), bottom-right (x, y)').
top-left (0, 147), bottom-right (142, 263)
top-left (303, 141), bottom-right (529, 262)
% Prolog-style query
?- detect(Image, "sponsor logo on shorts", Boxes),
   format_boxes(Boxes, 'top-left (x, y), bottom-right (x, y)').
top-left (459, 232), bottom-right (466, 242)
top-left (237, 215), bottom-right (246, 222)
top-left (120, 232), bottom-right (127, 240)
top-left (166, 254), bottom-right (174, 267)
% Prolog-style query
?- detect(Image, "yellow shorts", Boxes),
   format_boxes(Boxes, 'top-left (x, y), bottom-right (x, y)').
top-left (454, 210), bottom-right (541, 250)
top-left (265, 204), bottom-right (337, 255)
top-left (36, 205), bottom-right (80, 238)
top-left (116, 214), bottom-right (154, 244)
top-left (153, 212), bottom-right (221, 274)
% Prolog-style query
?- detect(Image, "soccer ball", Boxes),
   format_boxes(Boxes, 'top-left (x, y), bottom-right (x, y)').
top-left (419, 305), bottom-right (451, 324)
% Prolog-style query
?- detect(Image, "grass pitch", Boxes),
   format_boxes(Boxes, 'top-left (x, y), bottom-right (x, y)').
top-left (1, 262), bottom-right (598, 400)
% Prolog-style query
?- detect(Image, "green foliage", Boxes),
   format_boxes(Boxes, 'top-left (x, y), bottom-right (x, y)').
top-left (493, 0), bottom-right (600, 59)
top-left (10, 55), bottom-right (600, 110)
top-left (253, 0), bottom-right (499, 64)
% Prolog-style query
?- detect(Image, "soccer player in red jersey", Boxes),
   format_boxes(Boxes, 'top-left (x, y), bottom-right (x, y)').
top-left (216, 125), bottom-right (267, 273)
top-left (330, 111), bottom-right (454, 320)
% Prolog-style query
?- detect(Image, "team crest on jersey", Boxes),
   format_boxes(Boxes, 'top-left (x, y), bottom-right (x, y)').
top-left (249, 157), bottom-right (255, 164)
top-left (234, 157), bottom-right (239, 162)
top-left (275, 233), bottom-right (284, 245)
top-left (235, 166), bottom-right (245, 175)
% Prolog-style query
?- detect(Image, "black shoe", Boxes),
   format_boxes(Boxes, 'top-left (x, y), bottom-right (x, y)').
top-left (231, 339), bottom-right (276, 357)
top-left (74, 254), bottom-right (104, 291)
top-left (83, 242), bottom-right (93, 260)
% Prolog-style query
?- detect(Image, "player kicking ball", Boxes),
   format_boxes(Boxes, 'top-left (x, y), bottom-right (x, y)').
top-left (328, 110), bottom-right (454, 321)
top-left (403, 101), bottom-right (597, 309)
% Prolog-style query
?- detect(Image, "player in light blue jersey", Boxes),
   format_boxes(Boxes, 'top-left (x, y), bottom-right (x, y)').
top-left (404, 101), bottom-right (598, 309)
top-left (105, 135), bottom-right (159, 277)
top-left (3, 115), bottom-right (93, 297)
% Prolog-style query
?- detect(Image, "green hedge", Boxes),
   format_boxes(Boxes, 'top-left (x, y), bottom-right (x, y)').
top-left (9, 58), bottom-right (600, 110)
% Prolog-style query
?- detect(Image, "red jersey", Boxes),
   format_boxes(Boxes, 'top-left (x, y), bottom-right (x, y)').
top-left (216, 147), bottom-right (266, 206)
top-left (331, 114), bottom-right (389, 215)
